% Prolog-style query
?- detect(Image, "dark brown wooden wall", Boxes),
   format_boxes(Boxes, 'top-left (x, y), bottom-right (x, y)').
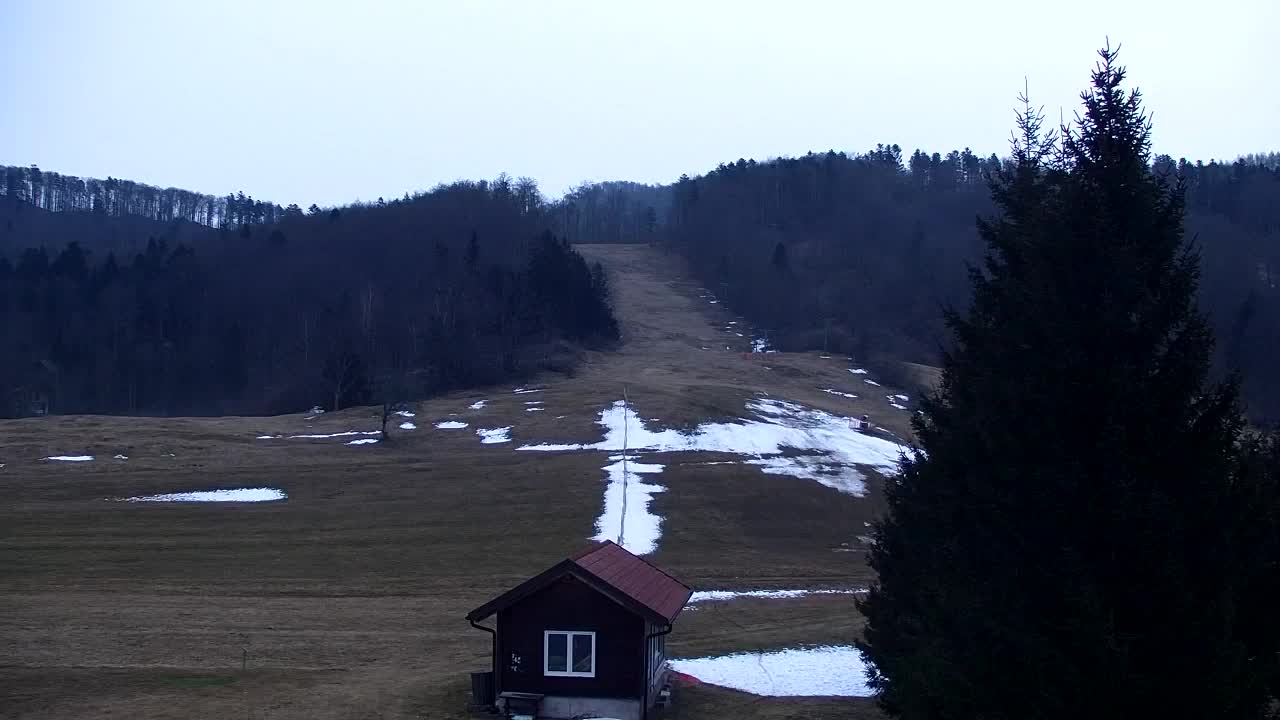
top-left (496, 575), bottom-right (643, 699)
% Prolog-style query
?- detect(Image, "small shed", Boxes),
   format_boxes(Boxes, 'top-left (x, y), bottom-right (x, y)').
top-left (467, 540), bottom-right (692, 720)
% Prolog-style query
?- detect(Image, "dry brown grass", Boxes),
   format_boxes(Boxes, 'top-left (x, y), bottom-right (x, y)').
top-left (898, 362), bottom-right (943, 393)
top-left (0, 244), bottom-right (894, 719)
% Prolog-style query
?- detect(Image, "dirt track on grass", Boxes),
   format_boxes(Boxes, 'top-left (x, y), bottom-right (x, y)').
top-left (0, 243), bottom-right (901, 719)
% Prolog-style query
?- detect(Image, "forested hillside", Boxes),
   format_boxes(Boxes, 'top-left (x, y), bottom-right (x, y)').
top-left (0, 164), bottom-right (294, 237)
top-left (551, 181), bottom-right (670, 245)
top-left (0, 178), bottom-right (617, 417)
top-left (5, 151), bottom-right (1278, 422)
top-left (655, 148), bottom-right (1280, 423)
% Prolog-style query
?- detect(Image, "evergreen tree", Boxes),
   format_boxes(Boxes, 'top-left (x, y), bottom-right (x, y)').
top-left (858, 45), bottom-right (1279, 719)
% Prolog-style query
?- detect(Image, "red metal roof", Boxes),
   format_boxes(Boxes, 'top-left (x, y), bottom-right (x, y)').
top-left (467, 541), bottom-right (692, 624)
top-left (570, 541), bottom-right (692, 624)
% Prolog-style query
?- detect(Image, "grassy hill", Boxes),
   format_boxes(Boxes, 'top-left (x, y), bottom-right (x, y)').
top-left (0, 244), bottom-right (907, 719)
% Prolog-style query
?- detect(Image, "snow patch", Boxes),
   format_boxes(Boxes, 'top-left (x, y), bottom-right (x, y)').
top-left (435, 421), bottom-right (469, 429)
top-left (468, 400), bottom-right (487, 410)
top-left (863, 379), bottom-right (881, 386)
top-left (125, 487), bottom-right (286, 503)
top-left (256, 434), bottom-right (281, 440)
top-left (849, 368), bottom-right (869, 375)
top-left (524, 400), bottom-right (544, 406)
top-left (821, 388), bottom-right (857, 399)
top-left (518, 398), bottom-right (904, 495)
top-left (399, 421), bottom-right (417, 430)
top-left (751, 337), bottom-right (772, 353)
top-left (347, 438), bottom-right (379, 445)
top-left (477, 427), bottom-right (512, 444)
top-left (288, 431), bottom-right (380, 439)
top-left (396, 410), bottom-right (415, 418)
top-left (46, 456), bottom-right (93, 462)
top-left (513, 388), bottom-right (543, 395)
top-left (893, 394), bottom-right (909, 402)
top-left (689, 589), bottom-right (864, 603)
top-left (889, 403), bottom-right (908, 410)
top-left (671, 646), bottom-right (874, 697)
top-left (526, 407), bottom-right (545, 413)
top-left (113, 454), bottom-right (128, 460)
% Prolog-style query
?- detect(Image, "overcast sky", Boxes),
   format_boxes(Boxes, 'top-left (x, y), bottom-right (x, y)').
top-left (3, 0), bottom-right (1276, 207)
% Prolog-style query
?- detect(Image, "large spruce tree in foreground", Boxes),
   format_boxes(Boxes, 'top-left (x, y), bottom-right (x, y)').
top-left (858, 45), bottom-right (1280, 719)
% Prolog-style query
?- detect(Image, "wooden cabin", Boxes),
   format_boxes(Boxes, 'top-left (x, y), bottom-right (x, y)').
top-left (467, 540), bottom-right (692, 720)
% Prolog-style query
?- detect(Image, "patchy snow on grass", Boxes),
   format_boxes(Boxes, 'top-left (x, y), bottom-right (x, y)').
top-left (689, 589), bottom-right (864, 603)
top-left (821, 388), bottom-right (857, 399)
top-left (594, 456), bottom-right (667, 555)
top-left (747, 455), bottom-right (868, 494)
top-left (751, 337), bottom-right (772, 353)
top-left (435, 420), bottom-right (469, 429)
top-left (125, 487), bottom-right (286, 503)
top-left (477, 427), bottom-right (512, 444)
top-left (347, 438), bottom-right (379, 445)
top-left (46, 455), bottom-right (94, 462)
top-left (396, 410), bottom-right (415, 418)
top-left (399, 421), bottom-right (417, 430)
top-left (518, 398), bottom-right (904, 495)
top-left (849, 368), bottom-right (869, 375)
top-left (863, 379), bottom-right (881, 386)
top-left (671, 646), bottom-right (874, 697)
top-left (287, 431), bottom-right (380, 439)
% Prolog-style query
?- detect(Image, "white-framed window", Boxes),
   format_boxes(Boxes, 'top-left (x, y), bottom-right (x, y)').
top-left (544, 630), bottom-right (596, 677)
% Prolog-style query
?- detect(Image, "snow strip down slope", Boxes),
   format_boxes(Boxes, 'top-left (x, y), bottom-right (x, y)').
top-left (47, 455), bottom-right (94, 462)
top-left (593, 455), bottom-right (666, 555)
top-left (671, 646), bottom-right (875, 697)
